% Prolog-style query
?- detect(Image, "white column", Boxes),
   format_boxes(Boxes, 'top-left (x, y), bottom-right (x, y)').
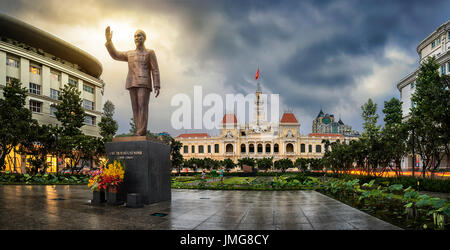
top-left (20, 57), bottom-right (29, 90)
top-left (41, 65), bottom-right (50, 97)
top-left (0, 51), bottom-right (6, 86)
top-left (61, 72), bottom-right (68, 88)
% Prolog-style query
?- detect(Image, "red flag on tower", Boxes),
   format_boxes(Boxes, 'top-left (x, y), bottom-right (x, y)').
top-left (255, 67), bottom-right (260, 80)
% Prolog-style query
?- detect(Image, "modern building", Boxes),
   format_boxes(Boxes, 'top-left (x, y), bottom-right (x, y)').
top-left (0, 13), bottom-right (105, 172)
top-left (396, 20), bottom-right (449, 169)
top-left (176, 84), bottom-right (357, 164)
top-left (312, 109), bottom-right (359, 137)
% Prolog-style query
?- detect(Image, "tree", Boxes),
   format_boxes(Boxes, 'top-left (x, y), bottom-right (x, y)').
top-left (381, 97), bottom-right (407, 176)
top-left (237, 157), bottom-right (255, 168)
top-left (222, 158), bottom-right (235, 172)
top-left (169, 138), bottom-right (184, 174)
top-left (256, 157), bottom-right (273, 172)
top-left (294, 158), bottom-right (308, 172)
top-left (361, 98), bottom-right (382, 175)
top-left (408, 56), bottom-right (450, 177)
top-left (98, 100), bottom-right (118, 142)
top-left (274, 158), bottom-right (293, 173)
top-left (19, 124), bottom-right (58, 174)
top-left (54, 84), bottom-right (85, 137)
top-left (0, 79), bottom-right (36, 170)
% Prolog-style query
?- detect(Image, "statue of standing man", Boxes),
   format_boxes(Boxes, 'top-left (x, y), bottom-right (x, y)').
top-left (105, 26), bottom-right (160, 136)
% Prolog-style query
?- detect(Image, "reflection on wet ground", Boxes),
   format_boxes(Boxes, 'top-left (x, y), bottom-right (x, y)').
top-left (0, 185), bottom-right (400, 230)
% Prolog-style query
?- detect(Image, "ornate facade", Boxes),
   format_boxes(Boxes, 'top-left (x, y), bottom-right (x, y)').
top-left (312, 109), bottom-right (359, 137)
top-left (176, 85), bottom-right (358, 163)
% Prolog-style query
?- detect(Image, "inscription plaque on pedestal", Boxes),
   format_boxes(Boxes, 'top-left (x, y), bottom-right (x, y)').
top-left (106, 137), bottom-right (171, 205)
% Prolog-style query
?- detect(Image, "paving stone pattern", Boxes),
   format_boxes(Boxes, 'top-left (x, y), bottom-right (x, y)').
top-left (0, 185), bottom-right (401, 230)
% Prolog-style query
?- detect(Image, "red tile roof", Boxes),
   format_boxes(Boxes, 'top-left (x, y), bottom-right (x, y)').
top-left (176, 133), bottom-right (209, 138)
top-left (308, 133), bottom-right (343, 137)
top-left (280, 113), bottom-right (299, 123)
top-left (222, 114), bottom-right (238, 124)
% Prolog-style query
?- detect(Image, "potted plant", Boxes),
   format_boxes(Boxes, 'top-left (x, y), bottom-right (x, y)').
top-left (88, 167), bottom-right (106, 205)
top-left (99, 160), bottom-right (125, 205)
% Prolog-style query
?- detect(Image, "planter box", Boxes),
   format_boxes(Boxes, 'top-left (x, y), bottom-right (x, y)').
top-left (91, 190), bottom-right (106, 205)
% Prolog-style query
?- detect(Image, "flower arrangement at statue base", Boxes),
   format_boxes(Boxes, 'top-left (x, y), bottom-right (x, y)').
top-left (88, 167), bottom-right (105, 204)
top-left (87, 160), bottom-right (125, 205)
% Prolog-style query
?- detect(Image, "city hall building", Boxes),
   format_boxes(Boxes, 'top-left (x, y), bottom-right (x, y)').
top-left (0, 13), bottom-right (105, 172)
top-left (176, 84), bottom-right (358, 163)
top-left (397, 20), bottom-right (449, 169)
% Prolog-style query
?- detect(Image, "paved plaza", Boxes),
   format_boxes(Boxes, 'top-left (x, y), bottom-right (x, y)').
top-left (0, 185), bottom-right (400, 230)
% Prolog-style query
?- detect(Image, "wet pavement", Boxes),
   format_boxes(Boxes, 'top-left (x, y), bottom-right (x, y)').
top-left (0, 185), bottom-right (400, 230)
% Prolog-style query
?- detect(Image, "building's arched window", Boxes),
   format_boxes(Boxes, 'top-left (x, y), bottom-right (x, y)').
top-left (198, 145), bottom-right (204, 153)
top-left (308, 144), bottom-right (312, 153)
top-left (207, 145), bottom-right (211, 153)
top-left (300, 144), bottom-right (306, 153)
top-left (316, 145), bottom-right (322, 153)
top-left (241, 144), bottom-right (246, 153)
top-left (191, 145), bottom-right (195, 153)
top-left (226, 144), bottom-right (233, 153)
top-left (257, 144), bottom-right (263, 153)
top-left (183, 145), bottom-right (188, 154)
top-left (274, 144), bottom-right (279, 153)
top-left (249, 144), bottom-right (255, 153)
top-left (286, 143), bottom-right (294, 153)
top-left (265, 144), bottom-right (271, 153)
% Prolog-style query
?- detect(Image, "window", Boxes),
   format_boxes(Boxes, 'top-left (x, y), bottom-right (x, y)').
top-left (308, 144), bottom-right (312, 153)
top-left (29, 82), bottom-right (41, 95)
top-left (441, 64), bottom-right (446, 75)
top-left (83, 84), bottom-right (94, 94)
top-left (29, 65), bottom-right (41, 75)
top-left (68, 78), bottom-right (77, 86)
top-left (257, 144), bottom-right (263, 153)
top-left (6, 77), bottom-right (18, 86)
top-left (249, 144), bottom-right (255, 153)
top-left (241, 144), bottom-right (246, 153)
top-left (29, 100), bottom-right (42, 113)
top-left (83, 99), bottom-right (94, 110)
top-left (410, 81), bottom-right (415, 89)
top-left (437, 38), bottom-right (441, 45)
top-left (214, 144), bottom-right (219, 153)
top-left (50, 89), bottom-right (59, 100)
top-left (411, 101), bottom-right (415, 108)
top-left (316, 145), bottom-right (322, 153)
top-left (84, 115), bottom-right (95, 125)
top-left (274, 144), bottom-right (279, 153)
top-left (226, 144), bottom-right (233, 153)
top-left (6, 57), bottom-right (19, 68)
top-left (266, 144), bottom-right (271, 153)
top-left (300, 144), bottom-right (306, 153)
top-left (50, 105), bottom-right (57, 117)
top-left (198, 145), bottom-right (204, 153)
top-left (286, 143), bottom-right (294, 153)
top-left (50, 72), bottom-right (60, 82)
top-left (431, 41), bottom-right (435, 48)
top-left (183, 146), bottom-right (188, 154)
top-left (191, 145), bottom-right (195, 153)
top-left (208, 145), bottom-right (211, 153)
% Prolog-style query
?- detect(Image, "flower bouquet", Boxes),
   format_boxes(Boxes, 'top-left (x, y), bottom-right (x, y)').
top-left (99, 160), bottom-right (125, 192)
top-left (88, 166), bottom-right (105, 204)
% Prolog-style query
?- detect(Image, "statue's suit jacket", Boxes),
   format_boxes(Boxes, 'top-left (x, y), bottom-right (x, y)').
top-left (105, 41), bottom-right (160, 91)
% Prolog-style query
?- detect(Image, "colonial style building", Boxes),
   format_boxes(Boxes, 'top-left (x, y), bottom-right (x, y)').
top-left (176, 85), bottom-right (358, 163)
top-left (397, 20), bottom-right (449, 169)
top-left (312, 109), bottom-right (359, 136)
top-left (0, 13), bottom-right (105, 172)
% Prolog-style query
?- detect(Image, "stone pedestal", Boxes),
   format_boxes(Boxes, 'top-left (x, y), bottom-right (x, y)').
top-left (106, 137), bottom-right (171, 205)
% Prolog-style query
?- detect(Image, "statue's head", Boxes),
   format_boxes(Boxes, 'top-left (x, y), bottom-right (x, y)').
top-left (134, 29), bottom-right (146, 46)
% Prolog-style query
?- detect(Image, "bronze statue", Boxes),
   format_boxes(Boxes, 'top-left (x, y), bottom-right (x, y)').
top-left (105, 26), bottom-right (160, 136)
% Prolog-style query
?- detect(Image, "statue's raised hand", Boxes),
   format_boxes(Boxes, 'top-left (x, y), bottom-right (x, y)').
top-left (105, 26), bottom-right (113, 42)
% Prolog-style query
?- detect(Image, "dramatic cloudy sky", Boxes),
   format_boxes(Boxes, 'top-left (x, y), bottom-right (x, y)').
top-left (1, 0), bottom-right (449, 136)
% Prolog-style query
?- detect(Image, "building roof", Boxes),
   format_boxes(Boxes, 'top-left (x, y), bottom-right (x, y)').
top-left (308, 133), bottom-right (343, 137)
top-left (316, 109), bottom-right (324, 118)
top-left (0, 13), bottom-right (102, 78)
top-left (280, 112), bottom-right (299, 123)
top-left (176, 133), bottom-right (209, 138)
top-left (222, 114), bottom-right (238, 124)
